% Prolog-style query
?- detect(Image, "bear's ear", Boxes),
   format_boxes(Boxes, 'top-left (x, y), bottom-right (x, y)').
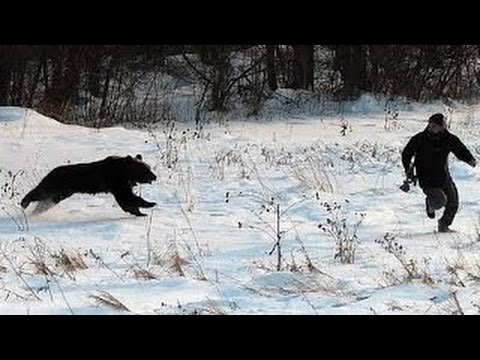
top-left (135, 154), bottom-right (143, 161)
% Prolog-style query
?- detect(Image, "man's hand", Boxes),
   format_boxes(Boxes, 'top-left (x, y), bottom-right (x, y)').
top-left (468, 158), bottom-right (477, 168)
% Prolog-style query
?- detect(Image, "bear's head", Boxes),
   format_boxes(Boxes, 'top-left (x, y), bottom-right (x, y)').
top-left (123, 154), bottom-right (157, 186)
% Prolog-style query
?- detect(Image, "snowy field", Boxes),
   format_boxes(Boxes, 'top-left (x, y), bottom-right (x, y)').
top-left (1, 95), bottom-right (480, 315)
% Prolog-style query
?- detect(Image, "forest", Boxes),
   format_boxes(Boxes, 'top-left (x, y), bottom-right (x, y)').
top-left (1, 45), bottom-right (479, 127)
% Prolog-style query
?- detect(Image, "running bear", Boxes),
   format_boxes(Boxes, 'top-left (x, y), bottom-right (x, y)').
top-left (21, 154), bottom-right (157, 216)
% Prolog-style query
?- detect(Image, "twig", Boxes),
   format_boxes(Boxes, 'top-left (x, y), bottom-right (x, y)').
top-left (451, 291), bottom-right (464, 315)
top-left (178, 202), bottom-right (204, 257)
top-left (1, 252), bottom-right (41, 301)
top-left (300, 292), bottom-right (319, 315)
top-left (49, 274), bottom-right (75, 315)
top-left (276, 204), bottom-right (281, 271)
top-left (89, 249), bottom-right (125, 282)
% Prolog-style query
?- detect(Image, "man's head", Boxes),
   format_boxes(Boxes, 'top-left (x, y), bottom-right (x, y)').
top-left (427, 113), bottom-right (447, 135)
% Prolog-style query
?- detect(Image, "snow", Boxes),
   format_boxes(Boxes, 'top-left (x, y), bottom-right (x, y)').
top-left (1, 96), bottom-right (480, 315)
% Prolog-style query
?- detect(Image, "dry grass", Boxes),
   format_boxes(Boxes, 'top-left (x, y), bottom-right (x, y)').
top-left (376, 233), bottom-right (434, 285)
top-left (205, 297), bottom-right (228, 315)
top-left (28, 240), bottom-right (55, 276)
top-left (154, 242), bottom-right (189, 277)
top-left (132, 268), bottom-right (158, 281)
top-left (289, 151), bottom-right (335, 193)
top-left (319, 201), bottom-right (364, 265)
top-left (450, 291), bottom-right (465, 315)
top-left (89, 291), bottom-right (130, 312)
top-left (447, 253), bottom-right (480, 283)
top-left (282, 274), bottom-right (337, 295)
top-left (53, 249), bottom-right (88, 274)
top-left (123, 233), bottom-right (203, 281)
top-left (28, 239), bottom-right (88, 280)
top-left (210, 149), bottom-right (245, 181)
top-left (251, 271), bottom-right (338, 297)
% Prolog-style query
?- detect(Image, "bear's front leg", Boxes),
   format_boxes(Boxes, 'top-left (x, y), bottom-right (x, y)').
top-left (112, 187), bottom-right (147, 216)
top-left (136, 197), bottom-right (157, 208)
top-left (124, 206), bottom-right (147, 217)
top-left (21, 187), bottom-right (49, 209)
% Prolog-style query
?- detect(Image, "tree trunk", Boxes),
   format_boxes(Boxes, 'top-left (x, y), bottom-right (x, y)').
top-left (335, 45), bottom-right (368, 99)
top-left (99, 55), bottom-right (114, 119)
top-left (45, 50), bottom-right (66, 111)
top-left (26, 61), bottom-right (42, 107)
top-left (266, 45), bottom-right (278, 91)
top-left (0, 46), bottom-right (12, 105)
top-left (86, 46), bottom-right (103, 98)
top-left (64, 46), bottom-right (81, 105)
top-left (204, 46), bottom-right (230, 111)
top-left (11, 63), bottom-right (26, 105)
top-left (0, 66), bottom-right (11, 105)
top-left (294, 45), bottom-right (314, 90)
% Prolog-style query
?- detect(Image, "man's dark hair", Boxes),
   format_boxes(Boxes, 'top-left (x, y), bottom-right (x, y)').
top-left (428, 113), bottom-right (446, 126)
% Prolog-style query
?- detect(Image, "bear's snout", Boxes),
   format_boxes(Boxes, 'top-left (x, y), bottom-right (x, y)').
top-left (147, 173), bottom-right (157, 183)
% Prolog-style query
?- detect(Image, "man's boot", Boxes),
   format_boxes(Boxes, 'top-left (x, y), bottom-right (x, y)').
top-left (438, 220), bottom-right (453, 233)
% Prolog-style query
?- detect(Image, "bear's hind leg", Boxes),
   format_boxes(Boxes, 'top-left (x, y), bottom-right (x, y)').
top-left (22, 188), bottom-right (72, 213)
top-left (32, 199), bottom-right (57, 215)
top-left (33, 192), bottom-right (73, 214)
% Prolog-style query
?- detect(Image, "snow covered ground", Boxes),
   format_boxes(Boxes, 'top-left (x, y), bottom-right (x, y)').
top-left (1, 95), bottom-right (480, 315)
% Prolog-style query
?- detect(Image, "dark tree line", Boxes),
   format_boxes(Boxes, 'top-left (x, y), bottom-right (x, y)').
top-left (1, 45), bottom-right (479, 125)
top-left (329, 45), bottom-right (480, 101)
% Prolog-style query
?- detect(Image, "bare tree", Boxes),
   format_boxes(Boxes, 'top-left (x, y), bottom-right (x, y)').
top-left (266, 45), bottom-right (278, 91)
top-left (333, 45), bottom-right (368, 99)
top-left (0, 45), bottom-right (13, 105)
top-left (293, 45), bottom-right (314, 90)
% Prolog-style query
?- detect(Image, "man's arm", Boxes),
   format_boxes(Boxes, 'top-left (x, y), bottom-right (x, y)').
top-left (450, 135), bottom-right (476, 167)
top-left (402, 134), bottom-right (420, 177)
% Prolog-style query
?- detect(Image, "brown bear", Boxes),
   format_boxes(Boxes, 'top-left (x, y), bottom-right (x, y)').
top-left (21, 154), bottom-right (157, 216)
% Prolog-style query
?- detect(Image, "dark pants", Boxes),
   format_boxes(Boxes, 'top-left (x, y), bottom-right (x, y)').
top-left (422, 179), bottom-right (459, 226)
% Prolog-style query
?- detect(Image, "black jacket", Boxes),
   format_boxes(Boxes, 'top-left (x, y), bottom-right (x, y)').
top-left (402, 128), bottom-right (474, 188)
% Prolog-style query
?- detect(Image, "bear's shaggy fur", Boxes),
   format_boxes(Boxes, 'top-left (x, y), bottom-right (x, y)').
top-left (21, 154), bottom-right (157, 216)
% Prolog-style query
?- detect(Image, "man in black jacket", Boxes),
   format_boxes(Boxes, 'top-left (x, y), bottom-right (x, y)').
top-left (402, 113), bottom-right (477, 232)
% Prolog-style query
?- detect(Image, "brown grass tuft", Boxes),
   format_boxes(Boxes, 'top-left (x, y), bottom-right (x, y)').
top-left (53, 249), bottom-right (88, 274)
top-left (89, 291), bottom-right (130, 312)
